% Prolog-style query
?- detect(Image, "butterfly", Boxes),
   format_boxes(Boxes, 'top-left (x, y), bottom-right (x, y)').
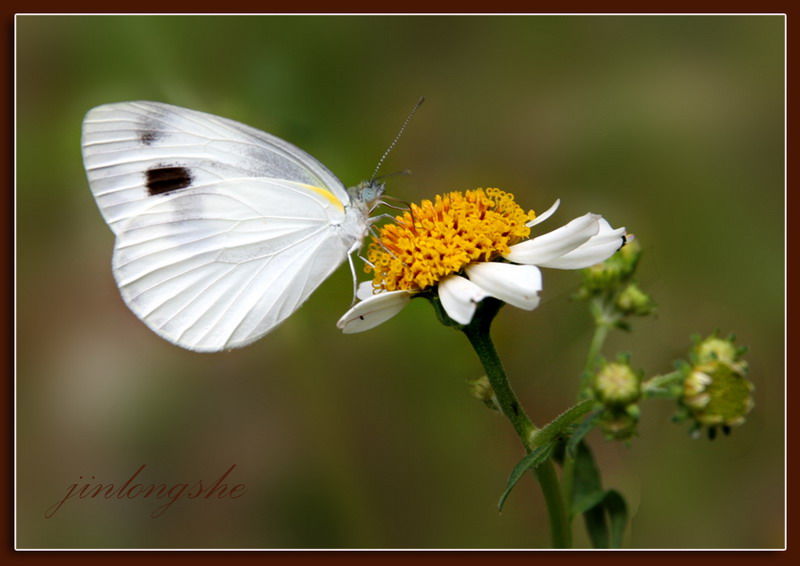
top-left (81, 101), bottom-right (405, 352)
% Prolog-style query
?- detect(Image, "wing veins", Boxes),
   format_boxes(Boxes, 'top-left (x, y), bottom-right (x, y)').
top-left (121, 219), bottom-right (334, 291)
top-left (208, 226), bottom-right (337, 349)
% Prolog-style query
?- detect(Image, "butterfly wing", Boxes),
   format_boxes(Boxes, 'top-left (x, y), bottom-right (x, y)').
top-left (111, 178), bottom-right (354, 351)
top-left (81, 101), bottom-right (360, 351)
top-left (81, 101), bottom-right (349, 232)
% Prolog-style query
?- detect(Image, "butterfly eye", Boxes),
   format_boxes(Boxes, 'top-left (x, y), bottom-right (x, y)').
top-left (355, 180), bottom-right (385, 205)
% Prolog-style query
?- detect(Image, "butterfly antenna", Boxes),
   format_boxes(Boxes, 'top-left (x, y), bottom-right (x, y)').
top-left (371, 96), bottom-right (425, 182)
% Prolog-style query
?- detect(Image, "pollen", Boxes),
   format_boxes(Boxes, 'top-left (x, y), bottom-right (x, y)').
top-left (366, 188), bottom-right (536, 292)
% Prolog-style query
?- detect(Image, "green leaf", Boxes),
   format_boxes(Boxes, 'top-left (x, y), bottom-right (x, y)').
top-left (570, 440), bottom-right (609, 547)
top-left (583, 498), bottom-right (610, 548)
top-left (567, 409), bottom-right (602, 457)
top-left (531, 398), bottom-right (594, 448)
top-left (569, 440), bottom-right (604, 515)
top-left (569, 441), bottom-right (629, 548)
top-left (574, 488), bottom-right (607, 516)
top-left (497, 443), bottom-right (553, 511)
top-left (582, 490), bottom-right (629, 548)
top-left (604, 490), bottom-right (628, 548)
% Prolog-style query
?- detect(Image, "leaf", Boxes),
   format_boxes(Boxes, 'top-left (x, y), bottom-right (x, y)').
top-left (574, 488), bottom-right (608, 516)
top-left (583, 497), bottom-right (610, 548)
top-left (497, 443), bottom-right (553, 511)
top-left (604, 490), bottom-right (628, 548)
top-left (566, 409), bottom-right (602, 458)
top-left (582, 490), bottom-right (629, 548)
top-left (569, 440), bottom-right (605, 515)
top-left (569, 441), bottom-right (629, 548)
top-left (532, 399), bottom-right (594, 448)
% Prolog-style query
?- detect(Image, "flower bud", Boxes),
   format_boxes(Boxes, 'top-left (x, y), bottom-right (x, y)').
top-left (681, 333), bottom-right (753, 436)
top-left (615, 283), bottom-right (655, 317)
top-left (682, 360), bottom-right (754, 432)
top-left (599, 405), bottom-right (640, 441)
top-left (577, 238), bottom-right (641, 296)
top-left (592, 359), bottom-right (642, 408)
top-left (671, 333), bottom-right (754, 438)
top-left (690, 332), bottom-right (748, 373)
top-left (467, 375), bottom-right (500, 411)
top-left (591, 357), bottom-right (642, 441)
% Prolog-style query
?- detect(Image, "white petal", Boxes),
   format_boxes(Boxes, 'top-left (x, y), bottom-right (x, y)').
top-left (356, 280), bottom-right (377, 301)
top-left (538, 219), bottom-right (626, 269)
top-left (505, 213), bottom-right (600, 265)
top-left (438, 274), bottom-right (489, 325)
top-left (336, 290), bottom-right (414, 334)
top-left (526, 199), bottom-right (560, 228)
top-left (464, 262), bottom-right (542, 311)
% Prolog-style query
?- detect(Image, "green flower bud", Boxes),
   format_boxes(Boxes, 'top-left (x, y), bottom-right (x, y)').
top-left (615, 282), bottom-right (656, 317)
top-left (467, 375), bottom-right (500, 411)
top-left (690, 332), bottom-right (748, 373)
top-left (577, 238), bottom-right (641, 296)
top-left (599, 404), bottom-right (640, 441)
top-left (592, 359), bottom-right (642, 408)
top-left (679, 356), bottom-right (754, 439)
top-left (591, 357), bottom-right (643, 442)
top-left (616, 236), bottom-right (642, 275)
top-left (683, 361), bottom-right (754, 425)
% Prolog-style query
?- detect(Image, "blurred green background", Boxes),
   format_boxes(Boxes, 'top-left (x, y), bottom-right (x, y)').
top-left (16, 15), bottom-right (784, 548)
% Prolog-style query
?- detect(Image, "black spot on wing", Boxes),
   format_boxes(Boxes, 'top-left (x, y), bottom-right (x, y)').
top-left (138, 110), bottom-right (170, 146)
top-left (139, 129), bottom-right (161, 146)
top-left (146, 166), bottom-right (194, 196)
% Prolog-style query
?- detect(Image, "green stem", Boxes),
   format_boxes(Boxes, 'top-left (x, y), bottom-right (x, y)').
top-left (462, 321), bottom-right (536, 443)
top-left (461, 300), bottom-right (571, 548)
top-left (642, 370), bottom-right (685, 398)
top-left (535, 459), bottom-right (572, 547)
top-left (583, 321), bottom-right (610, 377)
top-left (560, 451), bottom-right (576, 530)
top-left (578, 298), bottom-right (619, 396)
top-left (568, 299), bottom-right (615, 537)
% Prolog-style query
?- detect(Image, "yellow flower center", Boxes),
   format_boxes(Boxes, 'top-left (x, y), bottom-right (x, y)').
top-left (365, 188), bottom-right (535, 292)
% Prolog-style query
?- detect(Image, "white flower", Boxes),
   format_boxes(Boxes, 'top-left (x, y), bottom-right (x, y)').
top-left (337, 198), bottom-right (626, 333)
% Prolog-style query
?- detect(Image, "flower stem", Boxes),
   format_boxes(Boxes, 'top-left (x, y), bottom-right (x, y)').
top-left (585, 323), bottom-right (610, 375)
top-left (461, 300), bottom-right (571, 548)
top-left (462, 320), bottom-right (536, 443)
top-left (579, 301), bottom-right (614, 395)
top-left (535, 459), bottom-right (572, 548)
top-left (642, 370), bottom-right (685, 398)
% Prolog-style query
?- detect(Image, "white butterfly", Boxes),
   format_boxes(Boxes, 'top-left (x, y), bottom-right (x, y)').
top-left (81, 101), bottom-right (389, 352)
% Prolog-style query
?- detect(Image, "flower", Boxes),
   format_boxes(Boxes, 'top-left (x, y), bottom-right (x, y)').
top-left (675, 333), bottom-right (754, 439)
top-left (681, 360), bottom-right (755, 438)
top-left (337, 188), bottom-right (627, 333)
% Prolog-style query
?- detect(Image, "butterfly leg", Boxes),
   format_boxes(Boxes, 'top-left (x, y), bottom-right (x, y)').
top-left (345, 241), bottom-right (365, 306)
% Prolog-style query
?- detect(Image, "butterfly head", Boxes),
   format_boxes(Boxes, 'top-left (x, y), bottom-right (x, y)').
top-left (349, 179), bottom-right (386, 210)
